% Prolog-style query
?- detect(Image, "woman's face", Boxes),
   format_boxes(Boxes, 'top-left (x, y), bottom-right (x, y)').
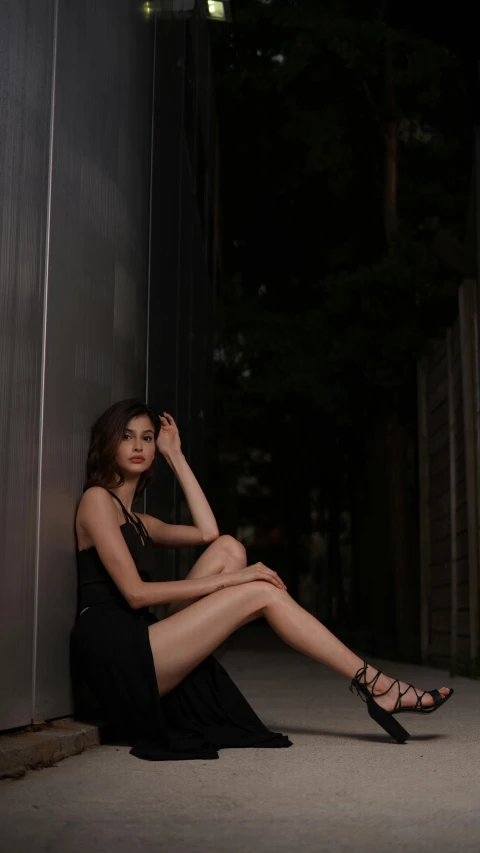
top-left (115, 414), bottom-right (156, 476)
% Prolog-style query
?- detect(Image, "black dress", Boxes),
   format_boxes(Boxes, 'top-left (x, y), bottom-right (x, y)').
top-left (70, 489), bottom-right (292, 761)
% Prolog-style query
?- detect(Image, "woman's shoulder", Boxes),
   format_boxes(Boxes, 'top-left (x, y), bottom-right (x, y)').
top-left (76, 488), bottom-right (120, 548)
top-left (76, 486), bottom-right (115, 519)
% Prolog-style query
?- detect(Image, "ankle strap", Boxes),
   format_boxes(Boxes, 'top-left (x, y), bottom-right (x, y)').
top-left (350, 662), bottom-right (384, 698)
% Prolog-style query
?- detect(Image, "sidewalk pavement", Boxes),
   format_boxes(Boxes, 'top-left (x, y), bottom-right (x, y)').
top-left (1, 623), bottom-right (479, 853)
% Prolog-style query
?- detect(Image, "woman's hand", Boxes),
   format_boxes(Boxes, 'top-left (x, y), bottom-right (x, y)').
top-left (156, 412), bottom-right (182, 457)
top-left (215, 563), bottom-right (287, 592)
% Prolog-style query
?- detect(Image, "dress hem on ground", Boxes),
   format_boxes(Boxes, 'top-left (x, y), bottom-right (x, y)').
top-left (71, 600), bottom-right (293, 762)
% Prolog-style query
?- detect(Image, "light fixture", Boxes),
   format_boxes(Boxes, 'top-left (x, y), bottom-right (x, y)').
top-left (141, 0), bottom-right (231, 21)
top-left (206, 0), bottom-right (232, 21)
top-left (206, 1), bottom-right (226, 20)
top-left (142, 0), bottom-right (196, 19)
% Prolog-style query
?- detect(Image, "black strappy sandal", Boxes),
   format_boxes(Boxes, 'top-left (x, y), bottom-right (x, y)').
top-left (349, 662), bottom-right (454, 744)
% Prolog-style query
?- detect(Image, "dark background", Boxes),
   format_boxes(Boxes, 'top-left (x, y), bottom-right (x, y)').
top-left (204, 0), bottom-right (478, 662)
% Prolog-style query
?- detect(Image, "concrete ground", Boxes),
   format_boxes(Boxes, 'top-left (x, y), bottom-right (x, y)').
top-left (1, 623), bottom-right (479, 853)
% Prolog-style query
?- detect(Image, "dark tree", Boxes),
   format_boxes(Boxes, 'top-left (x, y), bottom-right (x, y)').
top-left (209, 0), bottom-right (473, 659)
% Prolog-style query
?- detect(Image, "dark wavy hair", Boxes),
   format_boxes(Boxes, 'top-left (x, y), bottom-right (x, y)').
top-left (84, 399), bottom-right (162, 498)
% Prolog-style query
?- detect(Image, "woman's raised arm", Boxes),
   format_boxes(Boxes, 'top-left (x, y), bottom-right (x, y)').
top-left (145, 412), bottom-right (219, 547)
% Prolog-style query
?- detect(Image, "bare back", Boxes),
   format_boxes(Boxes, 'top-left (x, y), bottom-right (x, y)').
top-left (75, 489), bottom-right (126, 552)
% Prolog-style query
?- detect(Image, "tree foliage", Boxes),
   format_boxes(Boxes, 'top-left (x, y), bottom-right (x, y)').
top-left (212, 0), bottom-right (471, 432)
top-left (208, 0), bottom-right (473, 544)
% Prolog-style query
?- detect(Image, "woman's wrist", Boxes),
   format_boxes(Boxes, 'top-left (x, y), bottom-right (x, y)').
top-left (161, 448), bottom-right (184, 467)
top-left (189, 574), bottom-right (229, 598)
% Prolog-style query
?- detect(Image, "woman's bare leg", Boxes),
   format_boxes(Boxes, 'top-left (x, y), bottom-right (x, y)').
top-left (167, 535), bottom-right (247, 615)
top-left (149, 582), bottom-right (450, 709)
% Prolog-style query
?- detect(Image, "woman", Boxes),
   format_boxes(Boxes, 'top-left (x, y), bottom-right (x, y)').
top-left (71, 399), bottom-right (453, 761)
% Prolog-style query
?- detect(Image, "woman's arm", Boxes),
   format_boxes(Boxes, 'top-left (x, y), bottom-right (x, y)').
top-left (78, 487), bottom-right (245, 609)
top-left (145, 412), bottom-right (219, 547)
top-left (136, 561), bottom-right (286, 610)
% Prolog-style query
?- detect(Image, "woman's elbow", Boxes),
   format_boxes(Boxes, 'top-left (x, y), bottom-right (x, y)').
top-left (202, 528), bottom-right (220, 544)
top-left (128, 585), bottom-right (145, 610)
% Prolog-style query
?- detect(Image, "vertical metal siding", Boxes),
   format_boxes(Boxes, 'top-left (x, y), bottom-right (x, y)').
top-left (34, 0), bottom-right (153, 721)
top-left (0, 0), bottom-right (56, 730)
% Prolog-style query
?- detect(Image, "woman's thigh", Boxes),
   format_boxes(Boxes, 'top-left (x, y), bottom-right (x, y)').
top-left (148, 581), bottom-right (277, 696)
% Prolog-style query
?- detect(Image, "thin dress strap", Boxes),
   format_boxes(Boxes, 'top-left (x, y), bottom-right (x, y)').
top-left (106, 489), bottom-right (149, 546)
top-left (107, 490), bottom-right (130, 523)
top-left (132, 514), bottom-right (149, 543)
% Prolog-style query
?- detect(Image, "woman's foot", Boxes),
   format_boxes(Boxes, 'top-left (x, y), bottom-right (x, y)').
top-left (359, 665), bottom-right (451, 713)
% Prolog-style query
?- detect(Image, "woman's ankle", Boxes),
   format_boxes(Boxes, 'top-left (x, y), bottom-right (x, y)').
top-left (365, 665), bottom-right (392, 694)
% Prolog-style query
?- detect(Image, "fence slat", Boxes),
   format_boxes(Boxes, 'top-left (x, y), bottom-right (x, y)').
top-left (447, 329), bottom-right (458, 674)
top-left (458, 280), bottom-right (480, 664)
top-left (417, 358), bottom-right (430, 662)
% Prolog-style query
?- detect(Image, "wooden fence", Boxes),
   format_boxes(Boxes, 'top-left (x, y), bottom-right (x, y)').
top-left (418, 279), bottom-right (480, 673)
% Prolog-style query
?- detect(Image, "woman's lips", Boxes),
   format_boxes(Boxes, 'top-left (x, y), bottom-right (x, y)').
top-left (130, 457), bottom-right (145, 462)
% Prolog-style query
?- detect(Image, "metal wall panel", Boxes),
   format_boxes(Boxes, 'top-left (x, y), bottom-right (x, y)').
top-left (146, 12), bottom-right (216, 584)
top-left (145, 21), bottom-right (184, 587)
top-left (0, 0), bottom-right (215, 729)
top-left (34, 0), bottom-right (153, 721)
top-left (177, 146), bottom-right (196, 457)
top-left (0, 0), bottom-right (55, 730)
top-left (175, 145), bottom-right (197, 581)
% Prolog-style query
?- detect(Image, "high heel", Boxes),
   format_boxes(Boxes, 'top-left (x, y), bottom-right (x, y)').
top-left (349, 662), bottom-right (454, 744)
top-left (366, 698), bottom-right (409, 744)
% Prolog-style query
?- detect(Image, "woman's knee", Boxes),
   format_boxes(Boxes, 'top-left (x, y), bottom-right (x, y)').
top-left (216, 534), bottom-right (247, 569)
top-left (240, 580), bottom-right (285, 609)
